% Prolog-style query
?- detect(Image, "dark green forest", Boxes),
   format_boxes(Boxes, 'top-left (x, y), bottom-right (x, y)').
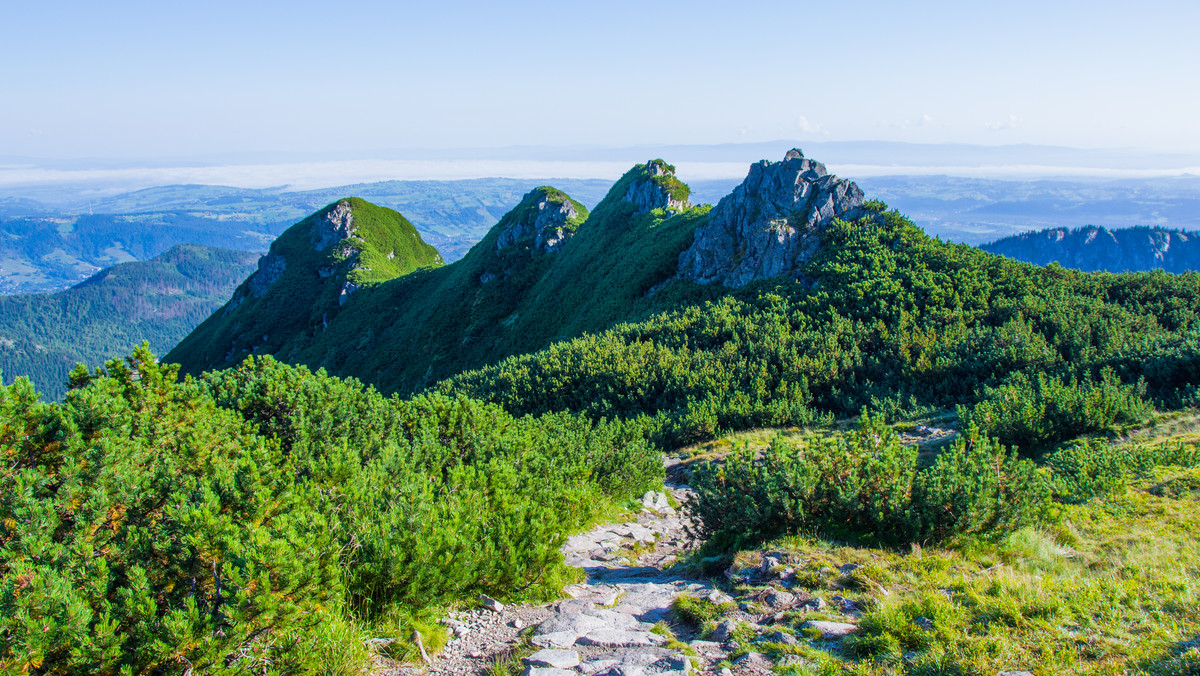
top-left (0, 245), bottom-right (257, 401)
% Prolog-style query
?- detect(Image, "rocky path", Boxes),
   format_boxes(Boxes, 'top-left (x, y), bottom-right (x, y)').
top-left (376, 462), bottom-right (756, 676)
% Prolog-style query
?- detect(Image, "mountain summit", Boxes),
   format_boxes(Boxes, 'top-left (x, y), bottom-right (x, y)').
top-left (678, 148), bottom-right (865, 287)
top-left (166, 198), bottom-right (442, 371)
top-left (168, 152), bottom-right (871, 393)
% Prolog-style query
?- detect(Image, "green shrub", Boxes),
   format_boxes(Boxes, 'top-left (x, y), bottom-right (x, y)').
top-left (1046, 439), bottom-right (1200, 502)
top-left (0, 349), bottom-right (663, 673)
top-left (690, 412), bottom-right (1049, 550)
top-left (959, 370), bottom-right (1152, 453)
top-left (0, 346), bottom-right (342, 674)
top-left (670, 594), bottom-right (735, 627)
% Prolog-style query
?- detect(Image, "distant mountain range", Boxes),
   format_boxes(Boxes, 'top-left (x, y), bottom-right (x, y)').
top-left (3, 167), bottom-right (1200, 294)
top-left (981, 225), bottom-right (1200, 273)
top-left (0, 244), bottom-right (257, 399)
top-left (0, 179), bottom-right (613, 293)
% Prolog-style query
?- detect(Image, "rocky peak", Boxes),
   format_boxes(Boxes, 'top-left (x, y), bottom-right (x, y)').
top-left (311, 200), bottom-right (359, 252)
top-left (624, 160), bottom-right (691, 214)
top-left (676, 149), bottom-right (865, 287)
top-left (495, 187), bottom-right (585, 254)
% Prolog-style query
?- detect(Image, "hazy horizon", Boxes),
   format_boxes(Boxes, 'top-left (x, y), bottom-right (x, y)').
top-left (4, 140), bottom-right (1200, 202)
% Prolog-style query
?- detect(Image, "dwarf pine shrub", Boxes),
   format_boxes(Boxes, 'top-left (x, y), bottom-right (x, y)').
top-left (690, 412), bottom-right (1049, 550)
top-left (0, 348), bottom-right (662, 673)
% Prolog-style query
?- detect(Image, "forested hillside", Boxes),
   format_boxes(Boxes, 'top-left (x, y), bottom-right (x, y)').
top-left (0, 244), bottom-right (257, 400)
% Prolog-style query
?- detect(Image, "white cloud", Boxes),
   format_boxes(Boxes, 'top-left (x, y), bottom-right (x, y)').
top-left (986, 113), bottom-right (1023, 131)
top-left (879, 113), bottom-right (934, 130)
top-left (795, 116), bottom-right (822, 134)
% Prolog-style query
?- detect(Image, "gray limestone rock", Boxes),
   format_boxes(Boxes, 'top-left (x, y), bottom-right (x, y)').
top-left (536, 612), bottom-right (611, 636)
top-left (496, 188), bottom-right (581, 254)
top-left (522, 668), bottom-right (578, 676)
top-left (246, 253), bottom-right (286, 298)
top-left (710, 619), bottom-right (738, 642)
top-left (801, 620), bottom-right (858, 638)
top-left (311, 200), bottom-right (357, 251)
top-left (677, 149), bottom-right (866, 287)
top-left (801, 597), bottom-right (826, 612)
top-left (624, 160), bottom-right (689, 214)
top-left (531, 631), bottom-right (581, 649)
top-left (479, 594), bottom-right (505, 613)
top-left (524, 649), bottom-right (581, 669)
top-left (576, 630), bottom-right (668, 648)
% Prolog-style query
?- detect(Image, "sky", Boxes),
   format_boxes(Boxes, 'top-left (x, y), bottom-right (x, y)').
top-left (4, 0), bottom-right (1199, 164)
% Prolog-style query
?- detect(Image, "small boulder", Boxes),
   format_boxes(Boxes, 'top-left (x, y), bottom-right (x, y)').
top-left (802, 620), bottom-right (858, 638)
top-left (763, 630), bottom-right (798, 645)
top-left (710, 619), bottom-right (739, 643)
top-left (765, 590), bottom-right (796, 608)
top-left (479, 594), bottom-right (505, 613)
top-left (734, 652), bottom-right (774, 670)
top-left (801, 597), bottom-right (826, 612)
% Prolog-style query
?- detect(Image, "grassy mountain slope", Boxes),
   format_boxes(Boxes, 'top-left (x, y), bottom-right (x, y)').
top-left (172, 164), bottom-right (716, 393)
top-left (443, 210), bottom-right (1200, 448)
top-left (981, 224), bottom-right (1200, 273)
top-left (167, 198), bottom-right (442, 374)
top-left (169, 155), bottom-right (1200, 453)
top-left (0, 244), bottom-right (257, 399)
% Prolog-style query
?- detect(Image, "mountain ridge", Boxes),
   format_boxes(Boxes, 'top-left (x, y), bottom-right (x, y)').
top-left (981, 224), bottom-right (1200, 273)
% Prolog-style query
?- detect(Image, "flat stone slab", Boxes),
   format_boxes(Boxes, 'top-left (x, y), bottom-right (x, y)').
top-left (524, 649), bottom-right (581, 669)
top-left (802, 620), bottom-right (859, 638)
top-left (576, 629), bottom-right (668, 648)
top-left (531, 631), bottom-right (581, 649)
top-left (522, 668), bottom-right (577, 676)
top-left (537, 612), bottom-right (613, 636)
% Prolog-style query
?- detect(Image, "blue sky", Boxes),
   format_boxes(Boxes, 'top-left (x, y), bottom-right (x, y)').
top-left (3, 0), bottom-right (1199, 159)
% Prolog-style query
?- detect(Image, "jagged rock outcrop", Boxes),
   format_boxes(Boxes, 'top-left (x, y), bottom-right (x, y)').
top-left (245, 253), bottom-right (286, 299)
top-left (677, 149), bottom-right (864, 287)
top-left (312, 200), bottom-right (357, 251)
top-left (980, 225), bottom-right (1200, 273)
top-left (495, 187), bottom-right (585, 254)
top-left (623, 160), bottom-right (690, 214)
